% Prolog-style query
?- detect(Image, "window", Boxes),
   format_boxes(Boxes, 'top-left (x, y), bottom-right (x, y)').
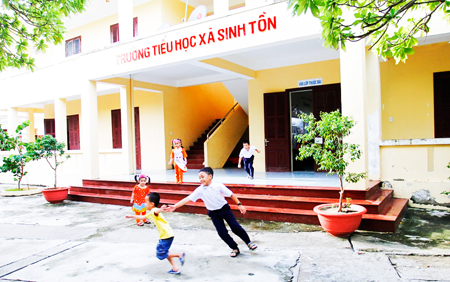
top-left (434, 71), bottom-right (450, 138)
top-left (110, 23), bottom-right (119, 43)
top-left (65, 36), bottom-right (81, 57)
top-left (110, 17), bottom-right (138, 43)
top-left (133, 17), bottom-right (138, 37)
top-left (44, 119), bottom-right (55, 137)
top-left (111, 109), bottom-right (122, 149)
top-left (67, 115), bottom-right (80, 150)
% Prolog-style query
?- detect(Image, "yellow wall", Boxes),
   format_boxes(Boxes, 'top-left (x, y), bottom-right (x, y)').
top-left (97, 94), bottom-right (120, 150)
top-left (380, 42), bottom-right (450, 140)
top-left (163, 82), bottom-right (236, 167)
top-left (248, 59), bottom-right (341, 171)
top-left (205, 104), bottom-right (248, 168)
top-left (134, 89), bottom-right (166, 170)
top-left (161, 0), bottom-right (193, 26)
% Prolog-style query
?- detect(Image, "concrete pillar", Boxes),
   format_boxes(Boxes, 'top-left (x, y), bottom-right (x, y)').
top-left (366, 51), bottom-right (382, 180)
top-left (54, 98), bottom-right (68, 147)
top-left (27, 109), bottom-right (35, 142)
top-left (118, 0), bottom-right (133, 42)
top-left (340, 40), bottom-right (370, 189)
top-left (214, 0), bottom-right (229, 16)
top-left (120, 84), bottom-right (135, 174)
top-left (7, 107), bottom-right (18, 135)
top-left (81, 81), bottom-right (99, 179)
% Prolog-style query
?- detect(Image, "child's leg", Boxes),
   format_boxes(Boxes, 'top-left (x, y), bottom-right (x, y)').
top-left (174, 165), bottom-right (181, 183)
top-left (135, 211), bottom-right (142, 224)
top-left (243, 157), bottom-right (252, 177)
top-left (166, 252), bottom-right (183, 271)
top-left (209, 210), bottom-right (239, 250)
top-left (223, 208), bottom-right (252, 245)
top-left (248, 155), bottom-right (255, 178)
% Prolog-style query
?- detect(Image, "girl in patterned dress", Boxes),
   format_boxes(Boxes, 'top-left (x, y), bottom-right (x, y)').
top-left (130, 174), bottom-right (151, 226)
top-left (168, 139), bottom-right (188, 184)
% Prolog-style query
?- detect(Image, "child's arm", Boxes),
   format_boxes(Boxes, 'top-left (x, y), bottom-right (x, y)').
top-left (130, 192), bottom-right (134, 204)
top-left (166, 197), bottom-right (191, 212)
top-left (237, 157), bottom-right (242, 168)
top-left (255, 148), bottom-right (261, 153)
top-left (126, 214), bottom-right (147, 220)
top-left (168, 157), bottom-right (173, 165)
top-left (230, 194), bottom-right (246, 214)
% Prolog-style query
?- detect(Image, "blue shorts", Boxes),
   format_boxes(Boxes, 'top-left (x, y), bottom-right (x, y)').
top-left (156, 237), bottom-right (174, 260)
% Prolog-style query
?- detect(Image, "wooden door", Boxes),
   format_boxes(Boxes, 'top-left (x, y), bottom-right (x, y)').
top-left (134, 107), bottom-right (142, 170)
top-left (111, 109), bottom-right (122, 149)
top-left (434, 71), bottom-right (450, 138)
top-left (313, 83), bottom-right (342, 117)
top-left (264, 92), bottom-right (291, 172)
top-left (67, 115), bottom-right (80, 150)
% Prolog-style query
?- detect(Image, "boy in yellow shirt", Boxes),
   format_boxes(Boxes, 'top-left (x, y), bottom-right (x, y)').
top-left (126, 192), bottom-right (185, 275)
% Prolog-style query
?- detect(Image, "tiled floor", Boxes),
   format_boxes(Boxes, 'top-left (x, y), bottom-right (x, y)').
top-left (101, 168), bottom-right (340, 187)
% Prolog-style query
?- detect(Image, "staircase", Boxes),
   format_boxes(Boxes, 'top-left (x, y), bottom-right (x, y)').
top-left (68, 180), bottom-right (408, 233)
top-left (186, 119), bottom-right (221, 170)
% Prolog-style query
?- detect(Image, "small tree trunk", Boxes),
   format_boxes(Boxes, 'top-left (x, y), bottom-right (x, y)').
top-left (338, 175), bottom-right (344, 213)
top-left (54, 152), bottom-right (57, 188)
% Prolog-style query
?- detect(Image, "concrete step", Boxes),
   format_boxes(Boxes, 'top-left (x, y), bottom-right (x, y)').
top-left (67, 191), bottom-right (408, 232)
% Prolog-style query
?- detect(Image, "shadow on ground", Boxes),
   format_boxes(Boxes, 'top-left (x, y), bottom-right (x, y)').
top-left (360, 208), bottom-right (450, 249)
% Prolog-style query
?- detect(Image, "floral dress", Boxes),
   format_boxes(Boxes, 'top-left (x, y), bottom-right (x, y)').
top-left (132, 185), bottom-right (150, 212)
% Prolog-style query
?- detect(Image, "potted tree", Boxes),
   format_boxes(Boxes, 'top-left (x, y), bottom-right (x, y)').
top-left (296, 110), bottom-right (367, 237)
top-left (27, 135), bottom-right (71, 203)
top-left (0, 121), bottom-right (34, 190)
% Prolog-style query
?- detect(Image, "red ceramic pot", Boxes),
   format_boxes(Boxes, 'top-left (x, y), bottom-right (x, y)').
top-left (313, 203), bottom-right (367, 237)
top-left (42, 187), bottom-right (69, 204)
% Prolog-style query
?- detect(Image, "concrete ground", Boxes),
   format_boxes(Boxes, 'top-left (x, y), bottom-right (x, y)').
top-left (1, 189), bottom-right (450, 282)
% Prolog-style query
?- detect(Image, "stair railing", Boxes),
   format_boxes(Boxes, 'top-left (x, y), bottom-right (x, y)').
top-left (206, 102), bottom-right (239, 140)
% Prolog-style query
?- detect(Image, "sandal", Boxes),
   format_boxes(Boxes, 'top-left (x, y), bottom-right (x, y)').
top-left (230, 249), bottom-right (240, 258)
top-left (248, 242), bottom-right (257, 251)
top-left (137, 222), bottom-right (144, 226)
top-left (167, 269), bottom-right (181, 275)
top-left (180, 252), bottom-right (185, 266)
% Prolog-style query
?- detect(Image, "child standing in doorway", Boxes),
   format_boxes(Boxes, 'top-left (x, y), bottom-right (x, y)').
top-left (126, 192), bottom-right (185, 275)
top-left (168, 139), bottom-right (188, 183)
top-left (130, 174), bottom-right (151, 226)
top-left (238, 140), bottom-right (260, 179)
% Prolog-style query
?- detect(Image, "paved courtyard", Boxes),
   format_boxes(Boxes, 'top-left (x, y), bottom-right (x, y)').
top-left (0, 189), bottom-right (450, 282)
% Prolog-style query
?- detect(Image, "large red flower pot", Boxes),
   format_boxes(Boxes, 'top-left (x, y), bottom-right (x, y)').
top-left (42, 187), bottom-right (69, 204)
top-left (313, 204), bottom-right (367, 237)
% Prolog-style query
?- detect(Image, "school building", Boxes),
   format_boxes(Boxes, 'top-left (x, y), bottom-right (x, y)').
top-left (0, 0), bottom-right (449, 209)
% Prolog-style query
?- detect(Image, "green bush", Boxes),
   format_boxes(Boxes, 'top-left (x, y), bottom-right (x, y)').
top-left (296, 110), bottom-right (367, 212)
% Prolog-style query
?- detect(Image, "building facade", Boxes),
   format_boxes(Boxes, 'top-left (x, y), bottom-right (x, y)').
top-left (0, 0), bottom-right (449, 208)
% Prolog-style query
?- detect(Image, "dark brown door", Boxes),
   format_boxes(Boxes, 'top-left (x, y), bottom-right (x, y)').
top-left (67, 115), bottom-right (80, 150)
top-left (312, 83), bottom-right (341, 117)
top-left (111, 109), bottom-right (122, 149)
top-left (264, 92), bottom-right (291, 172)
top-left (434, 71), bottom-right (450, 138)
top-left (44, 119), bottom-right (55, 137)
top-left (134, 107), bottom-right (142, 170)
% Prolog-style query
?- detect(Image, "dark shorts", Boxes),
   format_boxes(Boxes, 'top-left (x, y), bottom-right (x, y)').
top-left (156, 237), bottom-right (174, 260)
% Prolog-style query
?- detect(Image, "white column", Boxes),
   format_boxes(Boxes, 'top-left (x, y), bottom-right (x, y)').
top-left (54, 98), bottom-right (68, 147)
top-left (118, 0), bottom-right (133, 42)
top-left (27, 109), bottom-right (35, 142)
top-left (214, 0), bottom-right (229, 16)
top-left (366, 51), bottom-right (382, 180)
top-left (7, 107), bottom-right (18, 135)
top-left (81, 81), bottom-right (99, 179)
top-left (120, 85), bottom-right (134, 174)
top-left (340, 40), bottom-right (370, 189)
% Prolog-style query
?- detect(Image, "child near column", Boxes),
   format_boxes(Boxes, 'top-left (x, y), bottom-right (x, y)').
top-left (168, 139), bottom-right (188, 183)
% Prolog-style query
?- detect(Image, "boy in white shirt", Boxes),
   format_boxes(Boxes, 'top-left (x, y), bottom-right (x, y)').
top-left (238, 140), bottom-right (260, 179)
top-left (166, 167), bottom-right (257, 258)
